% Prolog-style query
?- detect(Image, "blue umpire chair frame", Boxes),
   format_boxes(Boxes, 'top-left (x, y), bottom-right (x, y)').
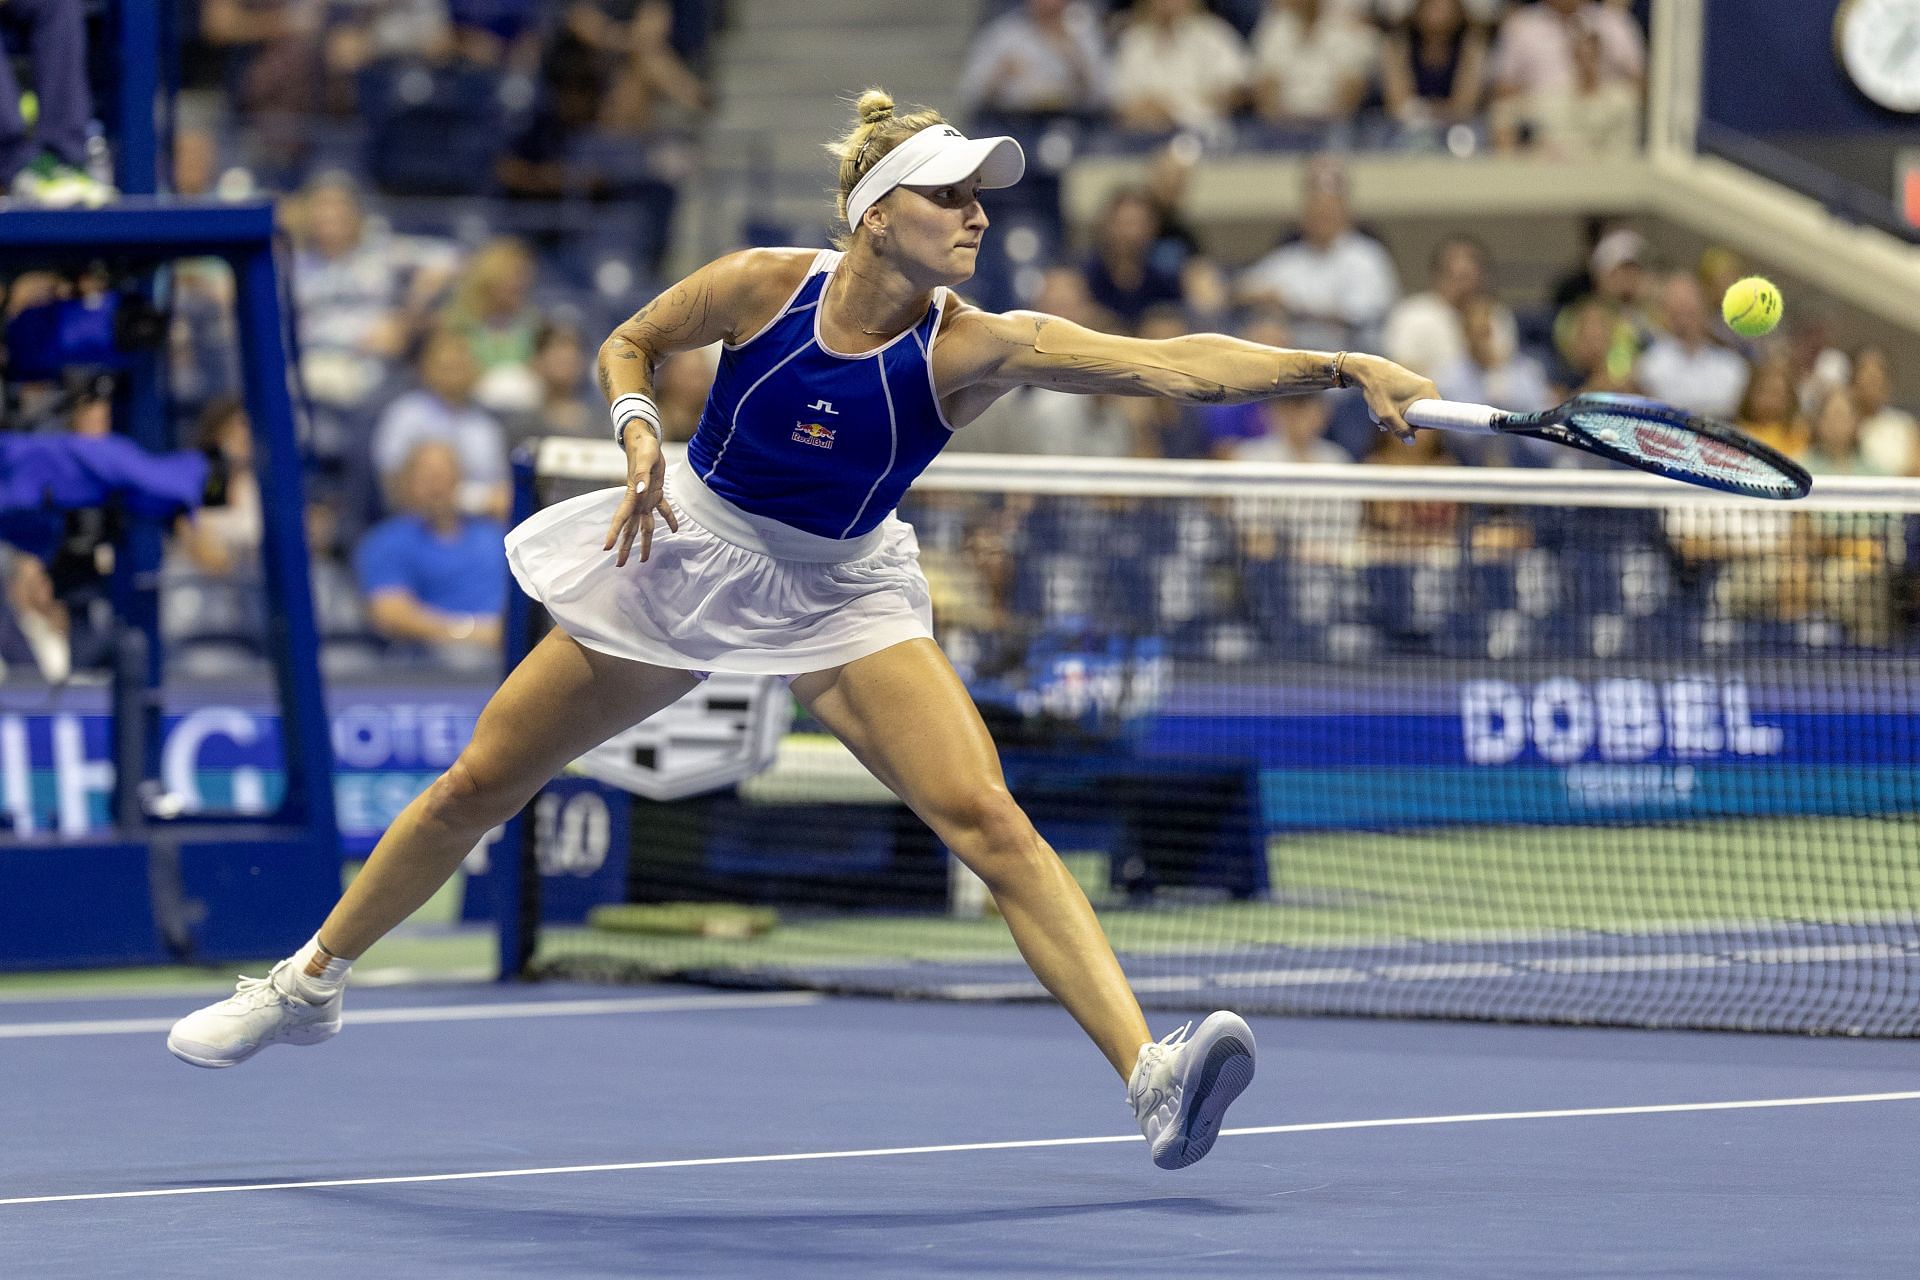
top-left (0, 201), bottom-right (340, 968)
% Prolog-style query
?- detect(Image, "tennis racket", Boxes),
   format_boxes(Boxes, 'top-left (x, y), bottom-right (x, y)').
top-left (1403, 392), bottom-right (1812, 499)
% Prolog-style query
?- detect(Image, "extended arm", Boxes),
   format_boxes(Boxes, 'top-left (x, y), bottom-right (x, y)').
top-left (366, 590), bottom-right (503, 648)
top-left (945, 308), bottom-right (1438, 439)
top-left (1449, 31), bottom-right (1491, 122)
top-left (1380, 33), bottom-right (1418, 120)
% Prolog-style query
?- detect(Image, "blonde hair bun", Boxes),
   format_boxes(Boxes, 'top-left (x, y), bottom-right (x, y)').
top-left (825, 89), bottom-right (946, 243)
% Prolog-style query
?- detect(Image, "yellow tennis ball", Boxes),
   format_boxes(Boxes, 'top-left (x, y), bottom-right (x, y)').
top-left (1722, 276), bottom-right (1783, 337)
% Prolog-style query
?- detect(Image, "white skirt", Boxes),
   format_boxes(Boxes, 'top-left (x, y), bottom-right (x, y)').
top-left (504, 463), bottom-right (935, 676)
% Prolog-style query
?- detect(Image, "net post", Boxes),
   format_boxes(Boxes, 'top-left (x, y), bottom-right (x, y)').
top-left (494, 447), bottom-right (543, 980)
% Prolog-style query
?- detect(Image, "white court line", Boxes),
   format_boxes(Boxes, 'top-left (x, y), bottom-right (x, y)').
top-left (1213, 967), bottom-right (1370, 987)
top-left (0, 966), bottom-right (492, 1006)
top-left (3, 1091), bottom-right (1915, 1208)
top-left (0, 992), bottom-right (821, 1040)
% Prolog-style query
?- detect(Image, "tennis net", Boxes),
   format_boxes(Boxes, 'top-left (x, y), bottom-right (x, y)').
top-left (495, 441), bottom-right (1920, 1035)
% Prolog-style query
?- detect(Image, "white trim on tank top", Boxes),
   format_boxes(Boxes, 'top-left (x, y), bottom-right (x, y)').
top-left (723, 248), bottom-right (836, 352)
top-left (700, 340), bottom-right (814, 482)
top-left (840, 344), bottom-right (902, 537)
top-left (812, 253), bottom-right (938, 361)
top-left (912, 286), bottom-right (958, 433)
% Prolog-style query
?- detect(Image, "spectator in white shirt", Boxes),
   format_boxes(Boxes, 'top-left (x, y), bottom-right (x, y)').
top-left (1237, 168), bottom-right (1400, 352)
top-left (1436, 294), bottom-right (1557, 464)
top-left (1199, 311), bottom-right (1354, 462)
top-left (497, 320), bottom-right (603, 450)
top-left (290, 173), bottom-right (457, 412)
top-left (1250, 0), bottom-right (1382, 124)
top-left (1382, 235), bottom-right (1517, 378)
top-left (1489, 0), bottom-right (1644, 151)
top-left (171, 397), bottom-right (263, 579)
top-left (1111, 0), bottom-right (1253, 136)
top-left (958, 0), bottom-right (1109, 119)
top-left (1515, 21), bottom-right (1641, 156)
top-left (371, 327), bottom-right (510, 520)
top-left (1231, 394), bottom-right (1350, 464)
top-left (1634, 274), bottom-right (1749, 419)
top-left (1851, 346), bottom-right (1920, 476)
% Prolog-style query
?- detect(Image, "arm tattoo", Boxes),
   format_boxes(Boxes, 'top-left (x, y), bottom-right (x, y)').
top-left (1274, 354), bottom-right (1342, 395)
top-left (1024, 316), bottom-right (1240, 403)
top-left (614, 281), bottom-right (716, 356)
top-left (597, 280), bottom-right (716, 403)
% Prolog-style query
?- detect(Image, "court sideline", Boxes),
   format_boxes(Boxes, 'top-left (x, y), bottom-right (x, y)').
top-left (3, 983), bottom-right (1915, 1278)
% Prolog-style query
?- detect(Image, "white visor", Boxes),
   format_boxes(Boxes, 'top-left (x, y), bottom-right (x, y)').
top-left (845, 124), bottom-right (1025, 229)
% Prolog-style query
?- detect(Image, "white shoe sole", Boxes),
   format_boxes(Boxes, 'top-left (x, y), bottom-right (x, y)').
top-left (1153, 1012), bottom-right (1257, 1170)
top-left (167, 1020), bottom-right (340, 1069)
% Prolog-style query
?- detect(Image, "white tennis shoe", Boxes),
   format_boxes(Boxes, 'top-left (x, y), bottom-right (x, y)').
top-left (166, 959), bottom-right (342, 1068)
top-left (1128, 1010), bottom-right (1257, 1170)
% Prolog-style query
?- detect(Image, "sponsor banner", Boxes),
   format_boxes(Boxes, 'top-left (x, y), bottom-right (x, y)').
top-left (1147, 674), bottom-right (1917, 768)
top-left (1149, 670), bottom-right (1918, 826)
top-left (0, 688), bottom-right (487, 855)
top-left (1260, 766), bottom-right (1919, 829)
top-left (3, 666), bottom-right (1913, 854)
top-left (0, 678), bottom-right (789, 854)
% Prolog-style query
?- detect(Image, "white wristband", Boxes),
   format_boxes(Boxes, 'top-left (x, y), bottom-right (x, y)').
top-left (611, 393), bottom-right (663, 448)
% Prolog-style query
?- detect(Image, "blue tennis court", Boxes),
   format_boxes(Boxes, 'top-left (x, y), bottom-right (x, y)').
top-left (6, 5), bottom-right (1920, 1279)
top-left (4, 982), bottom-right (1915, 1278)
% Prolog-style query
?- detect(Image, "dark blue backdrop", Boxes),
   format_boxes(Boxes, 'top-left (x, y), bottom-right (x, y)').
top-left (1704, 0), bottom-right (1920, 135)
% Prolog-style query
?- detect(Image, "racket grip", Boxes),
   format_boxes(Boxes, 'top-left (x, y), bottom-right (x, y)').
top-left (1404, 399), bottom-right (1499, 435)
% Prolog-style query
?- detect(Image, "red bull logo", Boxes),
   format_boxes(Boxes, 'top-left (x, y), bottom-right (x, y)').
top-left (791, 421), bottom-right (836, 449)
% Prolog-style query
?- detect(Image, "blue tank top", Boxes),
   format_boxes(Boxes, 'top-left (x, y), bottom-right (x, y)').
top-left (686, 250), bottom-right (956, 540)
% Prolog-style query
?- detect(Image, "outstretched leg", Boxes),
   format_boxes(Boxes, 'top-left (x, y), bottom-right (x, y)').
top-left (790, 638), bottom-right (1152, 1079)
top-left (319, 628), bottom-right (700, 957)
top-left (169, 629), bottom-right (698, 1068)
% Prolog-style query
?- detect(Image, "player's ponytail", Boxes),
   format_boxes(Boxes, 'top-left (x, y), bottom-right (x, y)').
top-left (856, 88), bottom-right (895, 126)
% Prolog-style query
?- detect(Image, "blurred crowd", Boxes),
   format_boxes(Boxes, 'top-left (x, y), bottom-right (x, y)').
top-left (956, 165), bottom-right (1920, 481)
top-left (1, 1), bottom-right (723, 680)
top-left (966, 0), bottom-right (1645, 157)
top-left (1, 0), bottom-right (1915, 684)
top-left (189, 0), bottom-right (714, 201)
top-left (0, 163), bottom-right (727, 679)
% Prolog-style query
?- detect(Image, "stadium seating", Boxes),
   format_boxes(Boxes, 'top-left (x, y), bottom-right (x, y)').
top-left (357, 61), bottom-right (515, 198)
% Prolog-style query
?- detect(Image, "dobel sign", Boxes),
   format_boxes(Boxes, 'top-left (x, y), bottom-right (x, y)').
top-left (1461, 676), bottom-right (1784, 765)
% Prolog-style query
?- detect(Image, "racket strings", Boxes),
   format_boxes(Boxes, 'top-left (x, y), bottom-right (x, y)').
top-left (1568, 411), bottom-right (1804, 498)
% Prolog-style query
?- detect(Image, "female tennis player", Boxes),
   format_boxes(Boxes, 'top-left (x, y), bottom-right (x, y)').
top-left (170, 89), bottom-right (1438, 1170)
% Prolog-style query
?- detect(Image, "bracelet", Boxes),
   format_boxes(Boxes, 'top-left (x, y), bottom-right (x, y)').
top-left (611, 393), bottom-right (663, 448)
top-left (1330, 351), bottom-right (1351, 390)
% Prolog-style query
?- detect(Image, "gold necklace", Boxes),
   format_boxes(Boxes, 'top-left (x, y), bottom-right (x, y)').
top-left (832, 270), bottom-right (909, 337)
